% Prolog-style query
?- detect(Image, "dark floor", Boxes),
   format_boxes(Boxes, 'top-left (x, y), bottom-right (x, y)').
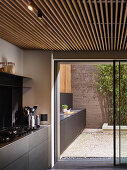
top-left (49, 158), bottom-right (127, 170)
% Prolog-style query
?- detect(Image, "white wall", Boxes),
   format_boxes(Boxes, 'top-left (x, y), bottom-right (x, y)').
top-left (23, 50), bottom-right (51, 124)
top-left (0, 38), bottom-right (23, 75)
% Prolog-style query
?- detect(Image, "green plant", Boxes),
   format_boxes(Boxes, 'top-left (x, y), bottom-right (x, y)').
top-left (62, 105), bottom-right (68, 109)
top-left (94, 64), bottom-right (127, 125)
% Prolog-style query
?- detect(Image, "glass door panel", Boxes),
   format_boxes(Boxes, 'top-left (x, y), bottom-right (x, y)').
top-left (114, 61), bottom-right (127, 165)
top-left (119, 61), bottom-right (127, 164)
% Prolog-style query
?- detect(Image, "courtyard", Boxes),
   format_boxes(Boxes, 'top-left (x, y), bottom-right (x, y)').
top-left (61, 128), bottom-right (127, 159)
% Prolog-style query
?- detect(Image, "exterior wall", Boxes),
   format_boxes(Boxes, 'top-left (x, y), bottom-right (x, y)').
top-left (0, 38), bottom-right (23, 75)
top-left (71, 64), bottom-right (107, 128)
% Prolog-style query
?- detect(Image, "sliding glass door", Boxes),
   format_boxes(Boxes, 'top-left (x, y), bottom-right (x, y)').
top-left (114, 61), bottom-right (127, 165)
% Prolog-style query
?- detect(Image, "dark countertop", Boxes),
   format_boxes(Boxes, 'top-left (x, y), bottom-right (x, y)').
top-left (60, 108), bottom-right (86, 121)
top-left (0, 125), bottom-right (48, 148)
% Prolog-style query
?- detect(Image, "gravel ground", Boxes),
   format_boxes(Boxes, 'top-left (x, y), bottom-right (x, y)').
top-left (61, 129), bottom-right (127, 159)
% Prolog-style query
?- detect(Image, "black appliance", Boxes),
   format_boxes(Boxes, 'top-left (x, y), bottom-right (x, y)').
top-left (0, 126), bottom-right (31, 143)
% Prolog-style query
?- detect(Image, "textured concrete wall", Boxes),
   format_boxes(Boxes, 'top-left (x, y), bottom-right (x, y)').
top-left (71, 64), bottom-right (107, 128)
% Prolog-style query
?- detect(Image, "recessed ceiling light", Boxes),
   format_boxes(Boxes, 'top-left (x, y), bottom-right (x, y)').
top-left (28, 4), bottom-right (33, 11)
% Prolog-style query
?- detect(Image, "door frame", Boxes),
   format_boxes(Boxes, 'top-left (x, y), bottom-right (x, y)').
top-left (52, 59), bottom-right (127, 167)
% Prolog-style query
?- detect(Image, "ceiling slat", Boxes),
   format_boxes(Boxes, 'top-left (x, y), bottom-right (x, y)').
top-left (125, 41), bottom-right (127, 50)
top-left (77, 0), bottom-right (97, 50)
top-left (72, 0), bottom-right (94, 50)
top-left (66, 0), bottom-right (88, 50)
top-left (54, 0), bottom-right (84, 50)
top-left (105, 0), bottom-right (110, 50)
top-left (0, 6), bottom-right (58, 50)
top-left (94, 0), bottom-right (105, 50)
top-left (50, 0), bottom-right (82, 50)
top-left (0, 25), bottom-right (41, 49)
top-left (34, 0), bottom-right (76, 49)
top-left (83, 0), bottom-right (99, 50)
top-left (117, 0), bottom-right (124, 50)
top-left (3, 0), bottom-right (67, 50)
top-left (0, 18), bottom-right (48, 49)
top-left (111, 0), bottom-right (113, 50)
top-left (99, 0), bottom-right (108, 50)
top-left (0, 0), bottom-right (126, 51)
top-left (114, 0), bottom-right (118, 50)
top-left (43, 0), bottom-right (80, 50)
top-left (122, 28), bottom-right (127, 50)
top-left (60, 0), bottom-right (84, 50)
top-left (89, 0), bottom-right (102, 50)
top-left (119, 2), bottom-right (127, 50)
top-left (18, 0), bottom-right (69, 50)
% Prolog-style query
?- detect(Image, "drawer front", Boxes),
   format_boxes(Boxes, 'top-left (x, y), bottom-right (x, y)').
top-left (29, 127), bottom-right (48, 151)
top-left (29, 140), bottom-right (48, 170)
top-left (0, 137), bottom-right (29, 169)
top-left (2, 153), bottom-right (28, 170)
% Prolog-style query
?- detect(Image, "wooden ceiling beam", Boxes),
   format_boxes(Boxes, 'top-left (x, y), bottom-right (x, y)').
top-left (44, 0), bottom-right (82, 50)
top-left (83, 0), bottom-right (99, 50)
top-left (54, 0), bottom-right (83, 50)
top-left (114, 0), bottom-right (118, 50)
top-left (2, 0), bottom-right (65, 50)
top-left (0, 8), bottom-right (58, 50)
top-left (89, 0), bottom-right (102, 50)
top-left (94, 0), bottom-right (105, 50)
top-left (0, 0), bottom-right (126, 51)
top-left (66, 0), bottom-right (88, 50)
top-left (119, 2), bottom-right (127, 50)
top-left (60, 0), bottom-right (85, 50)
top-left (117, 0), bottom-right (124, 50)
top-left (99, 0), bottom-right (108, 50)
top-left (122, 28), bottom-right (127, 50)
top-left (125, 42), bottom-right (127, 50)
top-left (0, 25), bottom-right (41, 49)
top-left (17, 0), bottom-right (69, 50)
top-left (0, 19), bottom-right (49, 49)
top-left (72, 0), bottom-right (94, 50)
top-left (105, 0), bottom-right (110, 50)
top-left (78, 0), bottom-right (97, 50)
top-left (34, 0), bottom-right (75, 49)
top-left (111, 0), bottom-right (113, 50)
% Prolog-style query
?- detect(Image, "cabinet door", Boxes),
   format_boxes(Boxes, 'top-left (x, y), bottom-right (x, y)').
top-left (0, 136), bottom-right (29, 169)
top-left (2, 153), bottom-right (28, 170)
top-left (29, 139), bottom-right (48, 170)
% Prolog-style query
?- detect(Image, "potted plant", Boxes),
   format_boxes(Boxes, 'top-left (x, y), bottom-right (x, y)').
top-left (62, 104), bottom-right (68, 113)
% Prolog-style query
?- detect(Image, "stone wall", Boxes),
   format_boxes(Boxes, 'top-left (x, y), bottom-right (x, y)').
top-left (71, 64), bottom-right (107, 128)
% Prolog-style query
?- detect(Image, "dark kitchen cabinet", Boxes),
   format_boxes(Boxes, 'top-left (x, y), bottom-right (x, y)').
top-left (60, 109), bottom-right (86, 154)
top-left (0, 126), bottom-right (50, 170)
top-left (2, 153), bottom-right (29, 170)
top-left (29, 140), bottom-right (48, 170)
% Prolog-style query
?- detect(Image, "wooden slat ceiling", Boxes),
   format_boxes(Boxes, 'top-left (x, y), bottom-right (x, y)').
top-left (0, 0), bottom-right (127, 51)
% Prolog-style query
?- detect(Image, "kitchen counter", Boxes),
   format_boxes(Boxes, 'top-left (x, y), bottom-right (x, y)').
top-left (0, 125), bottom-right (50, 170)
top-left (60, 109), bottom-right (85, 121)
